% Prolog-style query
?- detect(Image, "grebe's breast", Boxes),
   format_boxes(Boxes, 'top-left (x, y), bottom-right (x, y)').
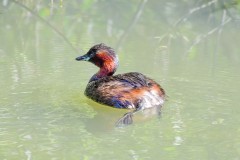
top-left (85, 72), bottom-right (165, 109)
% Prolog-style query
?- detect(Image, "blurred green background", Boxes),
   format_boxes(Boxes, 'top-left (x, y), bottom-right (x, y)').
top-left (0, 0), bottom-right (240, 159)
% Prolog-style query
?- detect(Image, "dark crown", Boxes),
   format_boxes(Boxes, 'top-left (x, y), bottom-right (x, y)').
top-left (90, 43), bottom-right (115, 54)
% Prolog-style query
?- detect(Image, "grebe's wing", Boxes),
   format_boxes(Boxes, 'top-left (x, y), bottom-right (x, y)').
top-left (106, 72), bottom-right (153, 88)
top-left (85, 72), bottom-right (164, 109)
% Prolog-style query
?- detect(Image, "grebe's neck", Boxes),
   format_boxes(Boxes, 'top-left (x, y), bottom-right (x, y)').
top-left (89, 56), bottom-right (118, 82)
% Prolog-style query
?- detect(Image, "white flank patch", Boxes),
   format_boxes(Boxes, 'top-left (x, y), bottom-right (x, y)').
top-left (140, 91), bottom-right (164, 109)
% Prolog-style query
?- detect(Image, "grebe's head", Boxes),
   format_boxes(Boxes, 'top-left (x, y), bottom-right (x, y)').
top-left (76, 43), bottom-right (118, 78)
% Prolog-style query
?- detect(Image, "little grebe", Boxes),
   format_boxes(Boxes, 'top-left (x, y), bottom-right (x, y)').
top-left (76, 43), bottom-right (165, 110)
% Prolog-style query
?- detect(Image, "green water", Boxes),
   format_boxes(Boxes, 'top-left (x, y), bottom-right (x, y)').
top-left (1, 1), bottom-right (240, 159)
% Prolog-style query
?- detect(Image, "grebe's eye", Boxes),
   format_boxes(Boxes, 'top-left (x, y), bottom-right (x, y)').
top-left (88, 50), bottom-right (96, 58)
top-left (92, 49), bottom-right (97, 53)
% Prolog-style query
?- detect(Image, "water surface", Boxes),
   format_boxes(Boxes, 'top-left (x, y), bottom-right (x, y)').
top-left (0, 1), bottom-right (240, 159)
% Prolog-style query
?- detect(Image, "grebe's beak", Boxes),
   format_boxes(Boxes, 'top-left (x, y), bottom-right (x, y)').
top-left (75, 54), bottom-right (90, 61)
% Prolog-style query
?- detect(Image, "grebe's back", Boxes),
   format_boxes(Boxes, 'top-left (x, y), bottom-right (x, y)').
top-left (85, 72), bottom-right (165, 109)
